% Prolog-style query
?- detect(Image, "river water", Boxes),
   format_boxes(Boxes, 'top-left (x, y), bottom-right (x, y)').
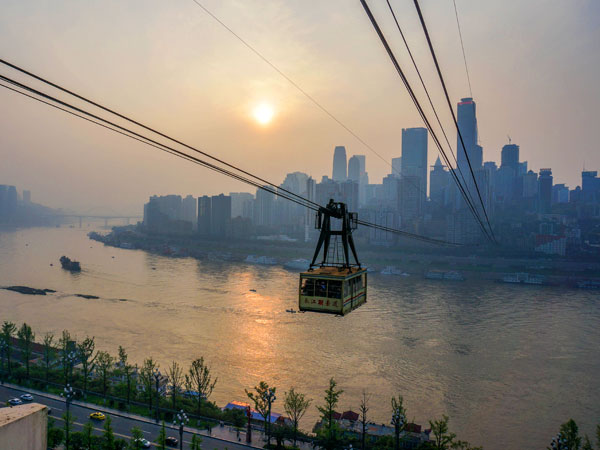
top-left (0, 225), bottom-right (598, 449)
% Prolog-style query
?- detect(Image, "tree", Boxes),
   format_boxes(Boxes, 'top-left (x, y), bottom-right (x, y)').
top-left (185, 357), bottom-right (217, 416)
top-left (246, 381), bottom-right (276, 447)
top-left (130, 426), bottom-right (144, 450)
top-left (63, 411), bottom-right (75, 450)
top-left (166, 360), bottom-right (184, 411)
top-left (359, 390), bottom-right (370, 450)
top-left (156, 421), bottom-right (167, 450)
top-left (47, 417), bottom-right (64, 449)
top-left (96, 351), bottom-right (115, 398)
top-left (316, 378), bottom-right (343, 450)
top-left (557, 419), bottom-right (582, 450)
top-left (430, 416), bottom-right (456, 450)
top-left (284, 387), bottom-right (311, 447)
top-left (17, 323), bottom-right (35, 377)
top-left (582, 436), bottom-right (593, 450)
top-left (102, 416), bottom-right (115, 450)
top-left (1, 321), bottom-right (17, 375)
top-left (82, 420), bottom-right (94, 450)
top-left (190, 434), bottom-right (203, 450)
top-left (139, 358), bottom-right (159, 411)
top-left (118, 346), bottom-right (135, 405)
top-left (391, 396), bottom-right (407, 450)
top-left (77, 336), bottom-right (97, 396)
top-left (42, 332), bottom-right (55, 382)
top-left (59, 329), bottom-right (73, 384)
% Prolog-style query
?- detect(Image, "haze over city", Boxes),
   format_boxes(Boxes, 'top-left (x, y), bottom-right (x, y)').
top-left (1, 0), bottom-right (599, 212)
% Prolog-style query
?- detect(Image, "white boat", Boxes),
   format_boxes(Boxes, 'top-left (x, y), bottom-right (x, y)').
top-left (425, 270), bottom-right (465, 281)
top-left (283, 259), bottom-right (310, 271)
top-left (381, 266), bottom-right (405, 275)
top-left (245, 255), bottom-right (277, 265)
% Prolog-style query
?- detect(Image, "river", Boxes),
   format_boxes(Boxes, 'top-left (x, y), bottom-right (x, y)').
top-left (0, 225), bottom-right (598, 449)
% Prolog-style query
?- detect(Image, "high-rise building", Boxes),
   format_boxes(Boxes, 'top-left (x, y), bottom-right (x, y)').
top-left (582, 171), bottom-right (600, 203)
top-left (197, 196), bottom-right (212, 235)
top-left (22, 190), bottom-right (31, 203)
top-left (332, 146), bottom-right (347, 182)
top-left (538, 168), bottom-right (553, 213)
top-left (254, 186), bottom-right (274, 227)
top-left (552, 184), bottom-right (569, 204)
top-left (501, 144), bottom-right (520, 173)
top-left (401, 127), bottom-right (427, 212)
top-left (429, 156), bottom-right (449, 205)
top-left (211, 194), bottom-right (231, 237)
top-left (456, 98), bottom-right (481, 173)
top-left (230, 192), bottom-right (254, 219)
top-left (348, 156), bottom-right (361, 182)
top-left (391, 157), bottom-right (402, 177)
top-left (182, 195), bottom-right (197, 227)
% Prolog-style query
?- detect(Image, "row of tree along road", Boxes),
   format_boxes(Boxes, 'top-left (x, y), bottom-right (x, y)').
top-left (2, 320), bottom-right (597, 449)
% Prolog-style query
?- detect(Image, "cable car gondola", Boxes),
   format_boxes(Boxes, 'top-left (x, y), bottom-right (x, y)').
top-left (299, 200), bottom-right (367, 315)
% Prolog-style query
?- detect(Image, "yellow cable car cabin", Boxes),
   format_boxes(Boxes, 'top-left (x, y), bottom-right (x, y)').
top-left (299, 267), bottom-right (367, 315)
top-left (299, 199), bottom-right (367, 315)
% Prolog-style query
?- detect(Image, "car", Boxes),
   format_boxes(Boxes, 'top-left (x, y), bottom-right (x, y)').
top-left (8, 398), bottom-right (23, 406)
top-left (165, 436), bottom-right (179, 447)
top-left (89, 412), bottom-right (106, 420)
top-left (133, 438), bottom-right (151, 448)
top-left (20, 394), bottom-right (34, 402)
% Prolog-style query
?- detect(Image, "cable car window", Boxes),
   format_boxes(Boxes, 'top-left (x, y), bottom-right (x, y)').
top-left (328, 280), bottom-right (342, 299)
top-left (301, 278), bottom-right (314, 296)
top-left (315, 280), bottom-right (327, 297)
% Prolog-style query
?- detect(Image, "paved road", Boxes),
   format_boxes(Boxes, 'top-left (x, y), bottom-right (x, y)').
top-left (0, 384), bottom-right (257, 449)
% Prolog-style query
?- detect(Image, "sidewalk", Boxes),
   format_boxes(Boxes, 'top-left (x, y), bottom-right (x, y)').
top-left (2, 382), bottom-right (313, 449)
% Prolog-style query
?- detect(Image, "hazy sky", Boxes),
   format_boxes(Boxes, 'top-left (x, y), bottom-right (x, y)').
top-left (1, 0), bottom-right (599, 213)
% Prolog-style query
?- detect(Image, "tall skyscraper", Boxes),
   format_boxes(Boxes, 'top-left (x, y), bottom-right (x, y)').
top-left (348, 156), bottom-right (361, 182)
top-left (501, 144), bottom-right (520, 173)
top-left (456, 98), bottom-right (481, 173)
top-left (538, 168), bottom-right (553, 213)
top-left (332, 146), bottom-right (347, 182)
top-left (401, 127), bottom-right (427, 205)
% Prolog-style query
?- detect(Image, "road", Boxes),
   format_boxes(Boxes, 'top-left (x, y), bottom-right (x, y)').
top-left (0, 384), bottom-right (257, 449)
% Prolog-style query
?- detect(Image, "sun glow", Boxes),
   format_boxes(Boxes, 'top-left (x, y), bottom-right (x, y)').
top-left (252, 103), bottom-right (275, 125)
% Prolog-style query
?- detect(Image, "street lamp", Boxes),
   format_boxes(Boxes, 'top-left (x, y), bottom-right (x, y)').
top-left (173, 409), bottom-right (189, 450)
top-left (66, 350), bottom-right (77, 385)
top-left (391, 409), bottom-right (405, 450)
top-left (153, 368), bottom-right (162, 422)
top-left (62, 384), bottom-right (74, 450)
top-left (263, 387), bottom-right (276, 447)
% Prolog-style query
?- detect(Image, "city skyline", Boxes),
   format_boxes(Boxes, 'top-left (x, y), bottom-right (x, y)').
top-left (1, 0), bottom-right (599, 212)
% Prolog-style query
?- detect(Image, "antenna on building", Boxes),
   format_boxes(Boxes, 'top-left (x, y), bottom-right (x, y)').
top-left (507, 135), bottom-right (512, 144)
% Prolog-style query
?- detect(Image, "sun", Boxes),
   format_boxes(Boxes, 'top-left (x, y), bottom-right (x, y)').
top-left (253, 103), bottom-right (275, 125)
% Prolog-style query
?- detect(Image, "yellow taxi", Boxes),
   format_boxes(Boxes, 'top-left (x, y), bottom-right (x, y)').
top-left (89, 412), bottom-right (106, 421)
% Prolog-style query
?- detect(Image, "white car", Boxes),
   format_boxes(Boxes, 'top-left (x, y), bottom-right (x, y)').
top-left (20, 394), bottom-right (34, 402)
top-left (133, 438), bottom-right (151, 448)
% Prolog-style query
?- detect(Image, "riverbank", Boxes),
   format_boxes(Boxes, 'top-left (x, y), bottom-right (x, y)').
top-left (88, 228), bottom-right (600, 289)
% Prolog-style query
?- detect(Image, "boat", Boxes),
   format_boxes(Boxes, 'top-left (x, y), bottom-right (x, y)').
top-left (245, 255), bottom-right (277, 265)
top-left (283, 259), bottom-right (310, 271)
top-left (575, 280), bottom-right (600, 290)
top-left (59, 256), bottom-right (81, 272)
top-left (380, 266), bottom-right (409, 276)
top-left (286, 308), bottom-right (297, 313)
top-left (498, 272), bottom-right (546, 285)
top-left (425, 270), bottom-right (465, 281)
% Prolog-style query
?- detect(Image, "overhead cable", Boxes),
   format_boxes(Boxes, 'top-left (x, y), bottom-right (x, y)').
top-left (411, 0), bottom-right (495, 242)
top-left (358, 0), bottom-right (493, 243)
